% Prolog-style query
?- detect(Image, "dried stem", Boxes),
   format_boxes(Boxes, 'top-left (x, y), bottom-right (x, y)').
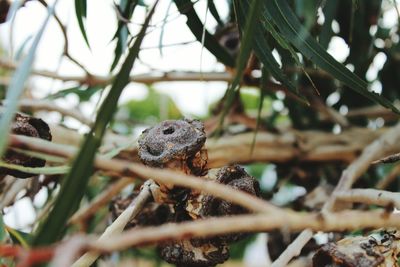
top-left (86, 210), bottom-right (400, 253)
top-left (0, 58), bottom-right (232, 85)
top-left (323, 122), bottom-right (400, 212)
top-left (336, 188), bottom-right (400, 209)
top-left (8, 134), bottom-right (280, 214)
top-left (18, 99), bottom-right (93, 126)
top-left (376, 164), bottom-right (400, 189)
top-left (271, 229), bottom-right (313, 267)
top-left (71, 181), bottom-right (152, 267)
top-left (69, 177), bottom-right (133, 225)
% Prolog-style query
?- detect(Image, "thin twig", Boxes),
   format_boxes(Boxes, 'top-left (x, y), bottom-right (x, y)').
top-left (71, 181), bottom-right (152, 267)
top-left (18, 99), bottom-right (93, 126)
top-left (0, 58), bottom-right (232, 85)
top-left (8, 134), bottom-right (280, 214)
top-left (323, 122), bottom-right (400, 212)
top-left (271, 229), bottom-right (313, 267)
top-left (372, 152), bottom-right (400, 164)
top-left (38, 0), bottom-right (89, 73)
top-left (376, 164), bottom-right (400, 190)
top-left (336, 188), bottom-right (400, 209)
top-left (86, 210), bottom-right (400, 253)
top-left (69, 177), bottom-right (133, 225)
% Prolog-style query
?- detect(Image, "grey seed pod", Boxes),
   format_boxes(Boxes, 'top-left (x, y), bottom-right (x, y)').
top-left (138, 119), bottom-right (206, 168)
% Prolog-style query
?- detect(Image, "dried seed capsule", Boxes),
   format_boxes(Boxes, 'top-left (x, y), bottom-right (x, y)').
top-left (110, 192), bottom-right (172, 229)
top-left (159, 238), bottom-right (229, 267)
top-left (138, 119), bottom-right (207, 203)
top-left (138, 119), bottom-right (206, 169)
top-left (186, 165), bottom-right (260, 243)
top-left (0, 113), bottom-right (52, 178)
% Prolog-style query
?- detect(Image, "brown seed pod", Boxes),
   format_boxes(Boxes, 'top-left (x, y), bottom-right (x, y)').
top-left (186, 165), bottom-right (260, 243)
top-left (0, 113), bottom-right (52, 178)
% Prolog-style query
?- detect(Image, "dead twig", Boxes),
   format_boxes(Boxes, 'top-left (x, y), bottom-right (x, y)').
top-left (271, 229), bottom-right (314, 267)
top-left (18, 99), bottom-right (93, 126)
top-left (336, 188), bottom-right (400, 209)
top-left (86, 210), bottom-right (400, 253)
top-left (323, 122), bottom-right (400, 212)
top-left (8, 134), bottom-right (280, 214)
top-left (69, 177), bottom-right (133, 225)
top-left (71, 181), bottom-right (153, 267)
top-left (376, 164), bottom-right (400, 190)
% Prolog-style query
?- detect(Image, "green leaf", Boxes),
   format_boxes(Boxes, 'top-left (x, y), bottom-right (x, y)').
top-left (110, 0), bottom-right (139, 71)
top-left (47, 85), bottom-right (102, 102)
top-left (173, 0), bottom-right (235, 67)
top-left (0, 213), bottom-right (6, 242)
top-left (32, 1), bottom-right (159, 246)
top-left (75, 0), bottom-right (90, 49)
top-left (235, 0), bottom-right (305, 101)
top-left (5, 227), bottom-right (30, 248)
top-left (319, 0), bottom-right (338, 49)
top-left (0, 161), bottom-right (69, 175)
top-left (0, 1), bottom-right (57, 158)
top-left (208, 0), bottom-right (223, 27)
top-left (263, 0), bottom-right (400, 114)
top-left (219, 0), bottom-right (264, 128)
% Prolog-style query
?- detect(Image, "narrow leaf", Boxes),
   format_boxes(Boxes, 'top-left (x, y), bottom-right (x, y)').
top-left (173, 0), bottom-right (235, 67)
top-left (110, 0), bottom-right (139, 71)
top-left (75, 0), bottom-right (90, 49)
top-left (208, 0), bottom-right (223, 27)
top-left (235, 0), bottom-right (305, 101)
top-left (219, 0), bottom-right (264, 127)
top-left (0, 1), bottom-right (58, 158)
top-left (264, 0), bottom-right (400, 114)
top-left (32, 1), bottom-right (158, 246)
top-left (0, 161), bottom-right (69, 175)
top-left (319, 0), bottom-right (338, 49)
